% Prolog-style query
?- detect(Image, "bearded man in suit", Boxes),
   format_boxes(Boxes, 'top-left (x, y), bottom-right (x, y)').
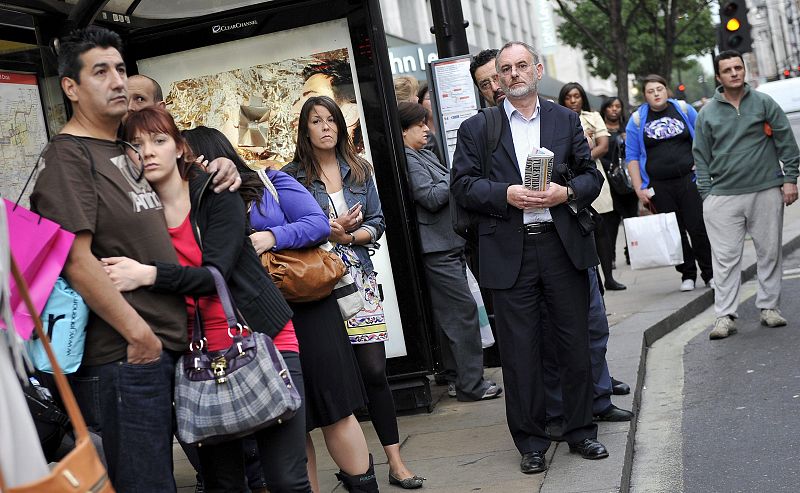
top-left (451, 41), bottom-right (609, 474)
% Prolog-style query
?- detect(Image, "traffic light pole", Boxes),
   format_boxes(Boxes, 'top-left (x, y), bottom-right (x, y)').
top-left (429, 0), bottom-right (470, 58)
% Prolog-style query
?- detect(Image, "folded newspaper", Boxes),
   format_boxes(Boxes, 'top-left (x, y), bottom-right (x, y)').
top-left (523, 147), bottom-right (554, 213)
top-left (524, 147), bottom-right (554, 192)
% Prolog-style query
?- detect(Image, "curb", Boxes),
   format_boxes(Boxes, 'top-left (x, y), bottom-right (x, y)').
top-left (618, 233), bottom-right (800, 492)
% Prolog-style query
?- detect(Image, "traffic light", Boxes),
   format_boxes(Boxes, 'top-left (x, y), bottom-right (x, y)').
top-left (718, 0), bottom-right (753, 53)
top-left (676, 83), bottom-right (686, 99)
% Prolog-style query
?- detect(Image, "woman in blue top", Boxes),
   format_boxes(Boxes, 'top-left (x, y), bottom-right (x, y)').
top-left (182, 126), bottom-right (378, 493)
top-left (284, 96), bottom-right (424, 489)
top-left (625, 74), bottom-right (714, 292)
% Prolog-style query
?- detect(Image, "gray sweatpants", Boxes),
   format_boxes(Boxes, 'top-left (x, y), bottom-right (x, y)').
top-left (703, 188), bottom-right (784, 319)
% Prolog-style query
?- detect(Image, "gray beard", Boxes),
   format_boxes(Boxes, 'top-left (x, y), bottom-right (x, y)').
top-left (505, 79), bottom-right (537, 98)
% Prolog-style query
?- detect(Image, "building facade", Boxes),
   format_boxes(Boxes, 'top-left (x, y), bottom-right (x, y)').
top-left (749, 0), bottom-right (800, 81)
top-left (379, 0), bottom-right (618, 98)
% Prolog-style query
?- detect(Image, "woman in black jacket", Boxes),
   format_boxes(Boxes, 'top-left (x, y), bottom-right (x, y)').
top-left (102, 107), bottom-right (311, 493)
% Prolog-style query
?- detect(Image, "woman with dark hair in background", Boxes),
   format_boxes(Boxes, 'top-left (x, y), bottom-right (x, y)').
top-left (558, 82), bottom-right (626, 290)
top-left (104, 108), bottom-right (311, 492)
top-left (284, 95), bottom-right (424, 489)
top-left (397, 101), bottom-right (501, 403)
top-left (600, 96), bottom-right (639, 267)
top-left (182, 125), bottom-right (378, 493)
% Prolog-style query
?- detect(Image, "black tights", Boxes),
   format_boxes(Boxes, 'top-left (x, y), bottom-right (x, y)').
top-left (351, 342), bottom-right (399, 446)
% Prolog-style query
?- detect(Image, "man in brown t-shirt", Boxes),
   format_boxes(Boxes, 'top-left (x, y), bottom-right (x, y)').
top-left (30, 26), bottom-right (237, 492)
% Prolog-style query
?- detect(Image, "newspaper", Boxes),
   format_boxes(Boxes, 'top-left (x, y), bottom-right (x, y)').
top-left (524, 147), bottom-right (554, 213)
top-left (524, 147), bottom-right (554, 191)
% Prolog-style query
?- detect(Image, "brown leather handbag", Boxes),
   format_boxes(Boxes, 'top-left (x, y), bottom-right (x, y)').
top-left (261, 246), bottom-right (346, 302)
top-left (254, 169), bottom-right (345, 302)
top-left (0, 258), bottom-right (114, 493)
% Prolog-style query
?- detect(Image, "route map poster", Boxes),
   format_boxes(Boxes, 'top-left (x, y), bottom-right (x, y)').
top-left (429, 56), bottom-right (480, 167)
top-left (0, 72), bottom-right (48, 206)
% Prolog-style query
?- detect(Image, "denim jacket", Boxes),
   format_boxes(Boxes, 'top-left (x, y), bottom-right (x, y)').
top-left (283, 156), bottom-right (385, 274)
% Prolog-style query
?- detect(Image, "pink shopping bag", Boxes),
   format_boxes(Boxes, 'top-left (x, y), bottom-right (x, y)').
top-left (1, 198), bottom-right (74, 339)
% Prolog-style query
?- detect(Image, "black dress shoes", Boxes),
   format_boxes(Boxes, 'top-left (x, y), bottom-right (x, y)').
top-left (520, 451), bottom-right (547, 474)
top-left (605, 279), bottom-right (627, 290)
top-left (611, 377), bottom-right (630, 395)
top-left (594, 404), bottom-right (634, 422)
top-left (568, 438), bottom-right (609, 460)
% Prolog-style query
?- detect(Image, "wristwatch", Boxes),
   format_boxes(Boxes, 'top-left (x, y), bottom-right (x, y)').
top-left (566, 185), bottom-right (576, 202)
top-left (347, 233), bottom-right (356, 247)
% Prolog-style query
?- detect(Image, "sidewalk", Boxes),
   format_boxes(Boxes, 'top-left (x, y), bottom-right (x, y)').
top-left (174, 204), bottom-right (800, 492)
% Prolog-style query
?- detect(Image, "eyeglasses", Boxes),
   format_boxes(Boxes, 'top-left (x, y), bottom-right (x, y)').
top-left (499, 62), bottom-right (530, 76)
top-left (116, 140), bottom-right (145, 182)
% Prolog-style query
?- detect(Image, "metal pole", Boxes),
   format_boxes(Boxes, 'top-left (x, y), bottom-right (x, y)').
top-left (429, 0), bottom-right (470, 58)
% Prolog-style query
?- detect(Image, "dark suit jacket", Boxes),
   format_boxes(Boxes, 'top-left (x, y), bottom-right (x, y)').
top-left (451, 98), bottom-right (602, 289)
top-left (405, 146), bottom-right (466, 254)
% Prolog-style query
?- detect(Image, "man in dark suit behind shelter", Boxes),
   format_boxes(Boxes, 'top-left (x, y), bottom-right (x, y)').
top-left (451, 41), bottom-right (609, 474)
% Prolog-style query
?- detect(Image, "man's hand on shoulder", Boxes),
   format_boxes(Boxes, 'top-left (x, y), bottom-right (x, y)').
top-left (782, 183), bottom-right (798, 206)
top-left (204, 156), bottom-right (242, 193)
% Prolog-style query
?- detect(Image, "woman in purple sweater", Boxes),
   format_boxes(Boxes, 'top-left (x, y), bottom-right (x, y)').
top-left (183, 127), bottom-right (378, 493)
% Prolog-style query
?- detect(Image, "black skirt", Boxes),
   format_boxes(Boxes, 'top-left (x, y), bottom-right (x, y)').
top-left (289, 294), bottom-right (367, 431)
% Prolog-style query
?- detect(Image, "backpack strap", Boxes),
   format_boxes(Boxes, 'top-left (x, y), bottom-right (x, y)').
top-left (478, 105), bottom-right (503, 178)
top-left (634, 99), bottom-right (688, 128)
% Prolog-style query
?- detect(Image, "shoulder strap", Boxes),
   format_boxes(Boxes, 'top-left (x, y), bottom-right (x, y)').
top-left (256, 168), bottom-right (279, 203)
top-left (478, 106), bottom-right (503, 177)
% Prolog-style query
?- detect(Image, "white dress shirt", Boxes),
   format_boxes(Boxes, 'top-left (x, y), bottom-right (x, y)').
top-left (503, 97), bottom-right (553, 224)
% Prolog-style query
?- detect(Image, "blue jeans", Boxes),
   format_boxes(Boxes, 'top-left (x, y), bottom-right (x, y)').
top-left (71, 350), bottom-right (178, 493)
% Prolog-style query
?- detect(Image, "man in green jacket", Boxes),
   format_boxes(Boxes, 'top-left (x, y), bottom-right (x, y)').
top-left (693, 50), bottom-right (799, 340)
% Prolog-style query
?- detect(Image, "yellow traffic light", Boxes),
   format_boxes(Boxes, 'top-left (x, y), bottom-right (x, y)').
top-left (726, 18), bottom-right (741, 32)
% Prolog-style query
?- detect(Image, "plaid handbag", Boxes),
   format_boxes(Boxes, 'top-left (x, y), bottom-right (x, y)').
top-left (174, 266), bottom-right (301, 446)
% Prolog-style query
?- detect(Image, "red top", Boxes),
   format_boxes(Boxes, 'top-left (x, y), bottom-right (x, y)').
top-left (168, 215), bottom-right (298, 353)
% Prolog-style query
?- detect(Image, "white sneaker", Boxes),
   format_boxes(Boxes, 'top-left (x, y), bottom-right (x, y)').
top-left (710, 316), bottom-right (737, 339)
top-left (706, 278), bottom-right (715, 289)
top-left (680, 279), bottom-right (695, 292)
top-left (760, 309), bottom-right (788, 327)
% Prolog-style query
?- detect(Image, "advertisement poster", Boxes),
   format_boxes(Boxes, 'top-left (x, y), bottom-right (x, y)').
top-left (137, 19), bottom-right (408, 357)
top-left (0, 72), bottom-right (49, 206)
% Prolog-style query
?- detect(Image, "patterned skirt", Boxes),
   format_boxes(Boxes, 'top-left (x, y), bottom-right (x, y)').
top-left (335, 245), bottom-right (388, 345)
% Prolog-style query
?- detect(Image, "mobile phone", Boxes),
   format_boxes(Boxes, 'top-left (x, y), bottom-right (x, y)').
top-left (347, 203), bottom-right (361, 215)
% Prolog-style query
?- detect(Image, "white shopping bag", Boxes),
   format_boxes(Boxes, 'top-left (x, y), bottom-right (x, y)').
top-left (623, 212), bottom-right (684, 270)
top-left (466, 266), bottom-right (495, 348)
